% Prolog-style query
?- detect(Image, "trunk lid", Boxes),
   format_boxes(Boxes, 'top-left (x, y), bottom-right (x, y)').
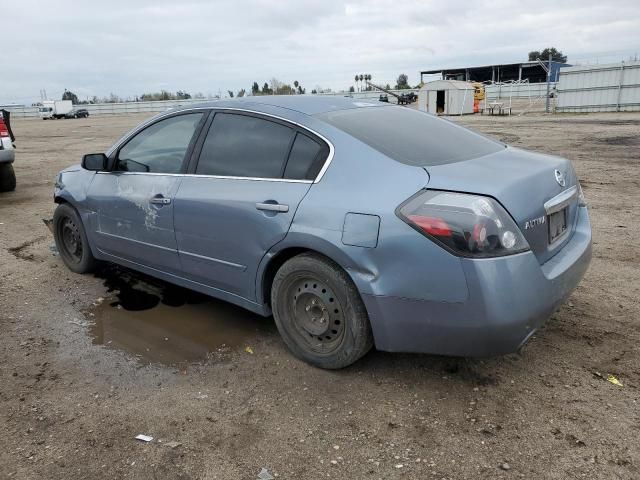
top-left (425, 147), bottom-right (579, 264)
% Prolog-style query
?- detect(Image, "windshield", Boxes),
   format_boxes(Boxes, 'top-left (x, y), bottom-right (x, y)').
top-left (316, 106), bottom-right (504, 166)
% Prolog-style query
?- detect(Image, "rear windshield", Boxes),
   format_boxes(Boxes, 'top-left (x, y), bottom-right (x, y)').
top-left (316, 106), bottom-right (503, 166)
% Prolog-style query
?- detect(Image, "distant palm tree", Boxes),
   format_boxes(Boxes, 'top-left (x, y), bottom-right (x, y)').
top-left (354, 74), bottom-right (359, 92)
top-left (294, 80), bottom-right (299, 94)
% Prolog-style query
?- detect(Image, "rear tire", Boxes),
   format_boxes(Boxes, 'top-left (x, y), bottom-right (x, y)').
top-left (271, 253), bottom-right (373, 369)
top-left (53, 203), bottom-right (98, 273)
top-left (0, 163), bottom-right (16, 192)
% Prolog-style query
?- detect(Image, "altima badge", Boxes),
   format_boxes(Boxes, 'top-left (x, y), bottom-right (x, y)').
top-left (525, 216), bottom-right (546, 230)
top-left (555, 169), bottom-right (566, 187)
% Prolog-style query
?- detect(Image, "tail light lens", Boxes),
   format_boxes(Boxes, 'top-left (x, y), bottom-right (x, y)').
top-left (0, 118), bottom-right (8, 138)
top-left (398, 190), bottom-right (529, 258)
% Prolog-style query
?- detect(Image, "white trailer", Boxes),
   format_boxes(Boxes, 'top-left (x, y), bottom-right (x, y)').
top-left (39, 100), bottom-right (73, 119)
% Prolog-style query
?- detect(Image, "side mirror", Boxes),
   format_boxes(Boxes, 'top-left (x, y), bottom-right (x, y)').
top-left (81, 153), bottom-right (108, 171)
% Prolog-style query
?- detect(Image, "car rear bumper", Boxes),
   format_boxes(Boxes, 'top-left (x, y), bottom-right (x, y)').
top-left (363, 206), bottom-right (592, 357)
top-left (0, 146), bottom-right (15, 164)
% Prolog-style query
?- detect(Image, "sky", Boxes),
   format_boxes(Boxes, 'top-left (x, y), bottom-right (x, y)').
top-left (4, 0), bottom-right (640, 104)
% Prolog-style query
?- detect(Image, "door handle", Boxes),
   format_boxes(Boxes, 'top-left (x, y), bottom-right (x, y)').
top-left (150, 197), bottom-right (171, 205)
top-left (256, 202), bottom-right (289, 213)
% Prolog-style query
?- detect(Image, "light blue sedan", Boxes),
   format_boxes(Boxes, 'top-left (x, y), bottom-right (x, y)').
top-left (52, 96), bottom-right (591, 368)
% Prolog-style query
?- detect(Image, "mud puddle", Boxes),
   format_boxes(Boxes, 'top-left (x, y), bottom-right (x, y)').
top-left (85, 265), bottom-right (274, 366)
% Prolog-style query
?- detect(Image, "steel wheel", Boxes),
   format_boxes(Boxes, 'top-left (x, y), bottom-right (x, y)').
top-left (290, 276), bottom-right (345, 354)
top-left (59, 216), bottom-right (83, 264)
top-left (271, 253), bottom-right (373, 369)
top-left (53, 203), bottom-right (97, 274)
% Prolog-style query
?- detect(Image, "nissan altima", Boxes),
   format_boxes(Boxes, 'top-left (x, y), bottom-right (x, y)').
top-left (52, 96), bottom-right (591, 368)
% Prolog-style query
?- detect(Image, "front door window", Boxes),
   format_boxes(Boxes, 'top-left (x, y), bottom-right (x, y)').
top-left (116, 113), bottom-right (204, 173)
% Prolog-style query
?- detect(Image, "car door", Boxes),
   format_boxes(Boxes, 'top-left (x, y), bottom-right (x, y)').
top-left (87, 111), bottom-right (205, 274)
top-left (173, 111), bottom-right (330, 301)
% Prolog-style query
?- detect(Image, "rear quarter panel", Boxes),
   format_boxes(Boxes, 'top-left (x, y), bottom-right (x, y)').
top-left (265, 114), bottom-right (469, 304)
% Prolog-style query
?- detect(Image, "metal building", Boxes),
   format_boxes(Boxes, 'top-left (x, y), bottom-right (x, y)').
top-left (418, 80), bottom-right (475, 115)
top-left (420, 61), bottom-right (569, 84)
top-left (556, 61), bottom-right (640, 112)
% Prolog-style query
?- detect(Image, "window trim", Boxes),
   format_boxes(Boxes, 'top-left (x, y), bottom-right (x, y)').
top-left (106, 107), bottom-right (334, 183)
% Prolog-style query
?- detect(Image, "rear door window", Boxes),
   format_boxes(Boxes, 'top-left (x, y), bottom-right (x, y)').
top-left (316, 106), bottom-right (503, 166)
top-left (283, 133), bottom-right (328, 180)
top-left (196, 113), bottom-right (294, 178)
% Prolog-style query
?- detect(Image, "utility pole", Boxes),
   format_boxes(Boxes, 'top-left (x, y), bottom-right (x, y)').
top-left (545, 53), bottom-right (552, 113)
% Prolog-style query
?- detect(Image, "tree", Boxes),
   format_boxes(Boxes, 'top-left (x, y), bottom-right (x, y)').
top-left (528, 47), bottom-right (567, 63)
top-left (176, 90), bottom-right (191, 100)
top-left (237, 89), bottom-right (246, 98)
top-left (62, 89), bottom-right (79, 104)
top-left (349, 86), bottom-right (355, 93)
top-left (311, 89), bottom-right (317, 94)
top-left (262, 82), bottom-right (272, 95)
top-left (294, 80), bottom-right (299, 90)
top-left (362, 74), bottom-right (372, 91)
top-left (270, 78), bottom-right (284, 93)
top-left (297, 85), bottom-right (305, 94)
top-left (227, 90), bottom-right (234, 98)
top-left (267, 78), bottom-right (297, 95)
top-left (395, 73), bottom-right (409, 89)
top-left (364, 74), bottom-right (371, 90)
top-left (251, 82), bottom-right (260, 95)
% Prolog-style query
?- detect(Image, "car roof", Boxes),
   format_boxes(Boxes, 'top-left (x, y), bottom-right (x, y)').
top-left (177, 95), bottom-right (388, 116)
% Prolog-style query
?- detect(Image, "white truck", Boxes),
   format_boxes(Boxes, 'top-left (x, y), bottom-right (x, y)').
top-left (39, 100), bottom-right (73, 120)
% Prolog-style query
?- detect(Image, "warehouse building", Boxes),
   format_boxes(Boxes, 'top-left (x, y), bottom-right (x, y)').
top-left (420, 61), bottom-right (569, 84)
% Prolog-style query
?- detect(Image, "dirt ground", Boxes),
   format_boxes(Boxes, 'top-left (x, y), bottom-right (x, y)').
top-left (1, 110), bottom-right (638, 480)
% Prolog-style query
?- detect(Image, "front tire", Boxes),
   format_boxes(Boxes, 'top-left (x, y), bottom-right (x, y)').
top-left (53, 203), bottom-right (97, 273)
top-left (271, 253), bottom-right (373, 369)
top-left (0, 163), bottom-right (16, 192)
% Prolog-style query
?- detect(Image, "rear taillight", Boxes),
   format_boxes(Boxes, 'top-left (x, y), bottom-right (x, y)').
top-left (398, 190), bottom-right (529, 258)
top-left (0, 119), bottom-right (8, 137)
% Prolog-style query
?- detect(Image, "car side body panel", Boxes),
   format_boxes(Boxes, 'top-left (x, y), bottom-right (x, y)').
top-left (88, 172), bottom-right (183, 274)
top-left (174, 176), bottom-right (311, 300)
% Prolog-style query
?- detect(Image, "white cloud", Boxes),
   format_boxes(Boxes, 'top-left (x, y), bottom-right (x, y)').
top-left (3, 0), bottom-right (640, 103)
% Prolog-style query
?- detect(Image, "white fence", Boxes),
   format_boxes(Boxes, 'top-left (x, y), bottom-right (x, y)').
top-left (323, 89), bottom-right (420, 101)
top-left (556, 61), bottom-right (640, 112)
top-left (7, 70), bottom-right (640, 117)
top-left (485, 82), bottom-right (555, 100)
top-left (5, 98), bottom-right (210, 118)
top-left (6, 89), bottom-right (421, 118)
